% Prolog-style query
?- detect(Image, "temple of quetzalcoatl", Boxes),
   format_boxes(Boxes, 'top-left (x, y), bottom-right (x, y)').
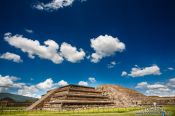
top-left (27, 84), bottom-right (114, 110)
top-left (27, 84), bottom-right (175, 111)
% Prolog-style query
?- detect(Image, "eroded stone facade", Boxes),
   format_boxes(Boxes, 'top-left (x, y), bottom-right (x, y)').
top-left (27, 85), bottom-right (113, 110)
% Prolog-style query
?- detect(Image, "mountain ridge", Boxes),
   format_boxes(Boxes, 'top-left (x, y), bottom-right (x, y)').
top-left (0, 93), bottom-right (38, 102)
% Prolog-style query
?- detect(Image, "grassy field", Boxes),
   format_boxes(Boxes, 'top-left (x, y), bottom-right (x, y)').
top-left (0, 105), bottom-right (175, 116)
top-left (163, 105), bottom-right (175, 116)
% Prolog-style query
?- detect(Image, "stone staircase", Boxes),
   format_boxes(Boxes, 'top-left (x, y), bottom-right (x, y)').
top-left (26, 89), bottom-right (58, 110)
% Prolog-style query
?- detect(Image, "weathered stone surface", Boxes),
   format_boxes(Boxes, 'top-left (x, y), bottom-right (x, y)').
top-left (96, 84), bottom-right (146, 107)
top-left (27, 84), bottom-right (175, 111)
top-left (27, 84), bottom-right (114, 110)
top-left (96, 85), bottom-right (175, 106)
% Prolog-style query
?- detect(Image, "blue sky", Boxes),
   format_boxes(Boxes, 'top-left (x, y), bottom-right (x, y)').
top-left (0, 0), bottom-right (175, 97)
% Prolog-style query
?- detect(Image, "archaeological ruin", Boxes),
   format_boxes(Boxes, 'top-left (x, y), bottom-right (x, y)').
top-left (27, 84), bottom-right (114, 110)
top-left (27, 84), bottom-right (175, 111)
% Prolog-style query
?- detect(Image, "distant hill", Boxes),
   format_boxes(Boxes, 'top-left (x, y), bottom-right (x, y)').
top-left (0, 93), bottom-right (38, 102)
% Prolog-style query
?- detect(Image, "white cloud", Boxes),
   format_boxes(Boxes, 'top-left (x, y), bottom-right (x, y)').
top-left (90, 35), bottom-right (125, 63)
top-left (4, 33), bottom-right (63, 64)
top-left (88, 77), bottom-right (96, 83)
top-left (0, 75), bottom-right (68, 98)
top-left (0, 75), bottom-right (24, 93)
top-left (135, 78), bottom-right (175, 97)
top-left (58, 80), bottom-right (68, 86)
top-left (60, 42), bottom-right (85, 63)
top-left (18, 85), bottom-right (38, 97)
top-left (17, 78), bottom-right (68, 97)
top-left (25, 29), bottom-right (33, 34)
top-left (125, 65), bottom-right (161, 77)
top-left (36, 78), bottom-right (54, 90)
top-left (0, 75), bottom-right (17, 87)
top-left (0, 52), bottom-right (23, 63)
top-left (107, 61), bottom-right (116, 68)
top-left (34, 0), bottom-right (75, 11)
top-left (78, 81), bottom-right (88, 86)
top-left (135, 82), bottom-right (148, 88)
top-left (168, 67), bottom-right (174, 71)
top-left (147, 83), bottom-right (167, 89)
top-left (0, 87), bottom-right (8, 93)
top-left (4, 33), bottom-right (86, 64)
top-left (17, 78), bottom-right (58, 98)
top-left (91, 53), bottom-right (102, 63)
top-left (167, 78), bottom-right (175, 88)
top-left (145, 88), bottom-right (173, 97)
top-left (12, 78), bottom-right (67, 97)
top-left (121, 71), bottom-right (128, 77)
top-left (0, 75), bottom-right (20, 87)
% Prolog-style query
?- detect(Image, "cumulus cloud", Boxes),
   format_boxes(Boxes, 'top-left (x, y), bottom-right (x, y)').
top-left (122, 65), bottom-right (161, 77)
top-left (136, 82), bottom-right (167, 89)
top-left (4, 33), bottom-right (63, 64)
top-left (0, 75), bottom-right (69, 97)
top-left (18, 78), bottom-right (57, 98)
top-left (58, 80), bottom-right (68, 86)
top-left (0, 52), bottom-right (23, 63)
top-left (0, 75), bottom-right (22, 88)
top-left (167, 78), bottom-right (175, 88)
top-left (0, 74), bottom-right (62, 97)
top-left (135, 82), bottom-right (148, 89)
top-left (60, 42), bottom-right (85, 63)
top-left (0, 87), bottom-right (8, 93)
top-left (121, 71), bottom-right (127, 77)
top-left (0, 75), bottom-right (17, 87)
top-left (145, 89), bottom-right (174, 97)
top-left (90, 35), bottom-right (125, 63)
top-left (18, 85), bottom-right (39, 97)
top-left (34, 0), bottom-right (75, 11)
top-left (135, 78), bottom-right (175, 97)
top-left (17, 78), bottom-right (65, 98)
top-left (78, 81), bottom-right (88, 86)
top-left (107, 61), bottom-right (116, 68)
top-left (88, 77), bottom-right (96, 83)
top-left (0, 75), bottom-right (24, 93)
top-left (17, 78), bottom-right (68, 97)
top-left (4, 33), bottom-right (86, 64)
top-left (36, 78), bottom-right (54, 90)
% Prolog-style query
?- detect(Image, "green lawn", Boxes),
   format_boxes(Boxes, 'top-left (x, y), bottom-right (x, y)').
top-left (0, 105), bottom-right (175, 116)
top-left (0, 112), bottom-right (137, 116)
top-left (163, 105), bottom-right (175, 116)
